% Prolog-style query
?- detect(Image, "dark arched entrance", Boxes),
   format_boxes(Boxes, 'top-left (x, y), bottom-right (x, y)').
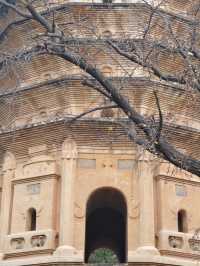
top-left (84, 187), bottom-right (127, 263)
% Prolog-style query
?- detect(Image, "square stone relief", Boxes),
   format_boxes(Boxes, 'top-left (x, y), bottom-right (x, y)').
top-left (77, 159), bottom-right (96, 169)
top-left (27, 183), bottom-right (41, 195)
top-left (118, 159), bottom-right (135, 170)
top-left (175, 184), bottom-right (187, 197)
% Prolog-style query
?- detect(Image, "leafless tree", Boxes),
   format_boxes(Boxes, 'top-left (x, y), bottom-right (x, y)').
top-left (1, 0), bottom-right (200, 176)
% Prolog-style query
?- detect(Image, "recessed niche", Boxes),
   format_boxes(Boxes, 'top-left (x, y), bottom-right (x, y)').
top-left (42, 71), bottom-right (54, 80)
top-left (102, 30), bottom-right (112, 38)
top-left (102, 66), bottom-right (113, 76)
top-left (118, 160), bottom-right (134, 170)
top-left (40, 111), bottom-right (47, 119)
top-left (78, 159), bottom-right (96, 169)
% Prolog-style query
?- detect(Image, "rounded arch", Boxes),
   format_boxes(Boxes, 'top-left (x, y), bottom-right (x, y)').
top-left (85, 186), bottom-right (127, 215)
top-left (84, 187), bottom-right (127, 263)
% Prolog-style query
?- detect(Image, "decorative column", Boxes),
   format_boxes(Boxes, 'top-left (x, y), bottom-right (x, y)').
top-left (136, 151), bottom-right (159, 255)
top-left (54, 138), bottom-right (78, 257)
top-left (0, 152), bottom-right (16, 259)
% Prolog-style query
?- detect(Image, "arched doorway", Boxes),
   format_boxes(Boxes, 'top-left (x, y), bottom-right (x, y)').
top-left (85, 187), bottom-right (127, 263)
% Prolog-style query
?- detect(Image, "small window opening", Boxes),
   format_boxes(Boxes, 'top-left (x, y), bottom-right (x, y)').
top-left (178, 209), bottom-right (188, 233)
top-left (26, 208), bottom-right (36, 231)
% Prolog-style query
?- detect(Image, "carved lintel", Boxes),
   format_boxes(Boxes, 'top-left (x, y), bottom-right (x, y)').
top-left (23, 155), bottom-right (57, 178)
top-left (62, 138), bottom-right (77, 160)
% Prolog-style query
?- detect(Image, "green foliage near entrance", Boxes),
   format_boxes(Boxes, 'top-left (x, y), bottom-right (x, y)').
top-left (88, 248), bottom-right (119, 264)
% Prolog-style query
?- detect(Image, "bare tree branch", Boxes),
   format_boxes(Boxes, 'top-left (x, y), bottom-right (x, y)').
top-left (107, 39), bottom-right (186, 85)
top-left (1, 0), bottom-right (200, 177)
top-left (153, 90), bottom-right (163, 141)
top-left (0, 0), bottom-right (32, 18)
top-left (68, 104), bottom-right (118, 124)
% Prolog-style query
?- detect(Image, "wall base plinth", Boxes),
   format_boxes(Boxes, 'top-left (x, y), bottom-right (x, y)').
top-left (0, 253), bottom-right (4, 261)
top-left (134, 246), bottom-right (160, 256)
top-left (0, 254), bottom-right (197, 266)
top-left (53, 246), bottom-right (83, 261)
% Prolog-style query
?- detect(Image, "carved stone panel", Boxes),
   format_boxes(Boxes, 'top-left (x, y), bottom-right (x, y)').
top-left (23, 155), bottom-right (57, 178)
top-left (11, 238), bottom-right (25, 250)
top-left (169, 236), bottom-right (183, 249)
top-left (175, 184), bottom-right (187, 197)
top-left (27, 183), bottom-right (40, 195)
top-left (118, 159), bottom-right (135, 170)
top-left (77, 159), bottom-right (96, 169)
top-left (31, 235), bottom-right (47, 248)
top-left (189, 239), bottom-right (200, 252)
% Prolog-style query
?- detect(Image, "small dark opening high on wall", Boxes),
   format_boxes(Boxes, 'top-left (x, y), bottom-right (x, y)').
top-left (178, 209), bottom-right (188, 233)
top-left (26, 208), bottom-right (37, 231)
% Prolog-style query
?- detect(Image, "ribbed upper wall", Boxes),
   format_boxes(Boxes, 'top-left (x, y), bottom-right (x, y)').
top-left (0, 121), bottom-right (135, 162)
top-left (0, 44), bottom-right (189, 94)
top-left (0, 4), bottom-right (149, 50)
top-left (0, 46), bottom-right (146, 92)
top-left (0, 78), bottom-right (199, 132)
top-left (29, 0), bottom-right (200, 20)
top-left (0, 2), bottom-right (194, 93)
top-left (33, 0), bottom-right (198, 14)
top-left (0, 116), bottom-right (199, 163)
top-left (0, 2), bottom-right (194, 50)
top-left (0, 1), bottom-right (200, 163)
